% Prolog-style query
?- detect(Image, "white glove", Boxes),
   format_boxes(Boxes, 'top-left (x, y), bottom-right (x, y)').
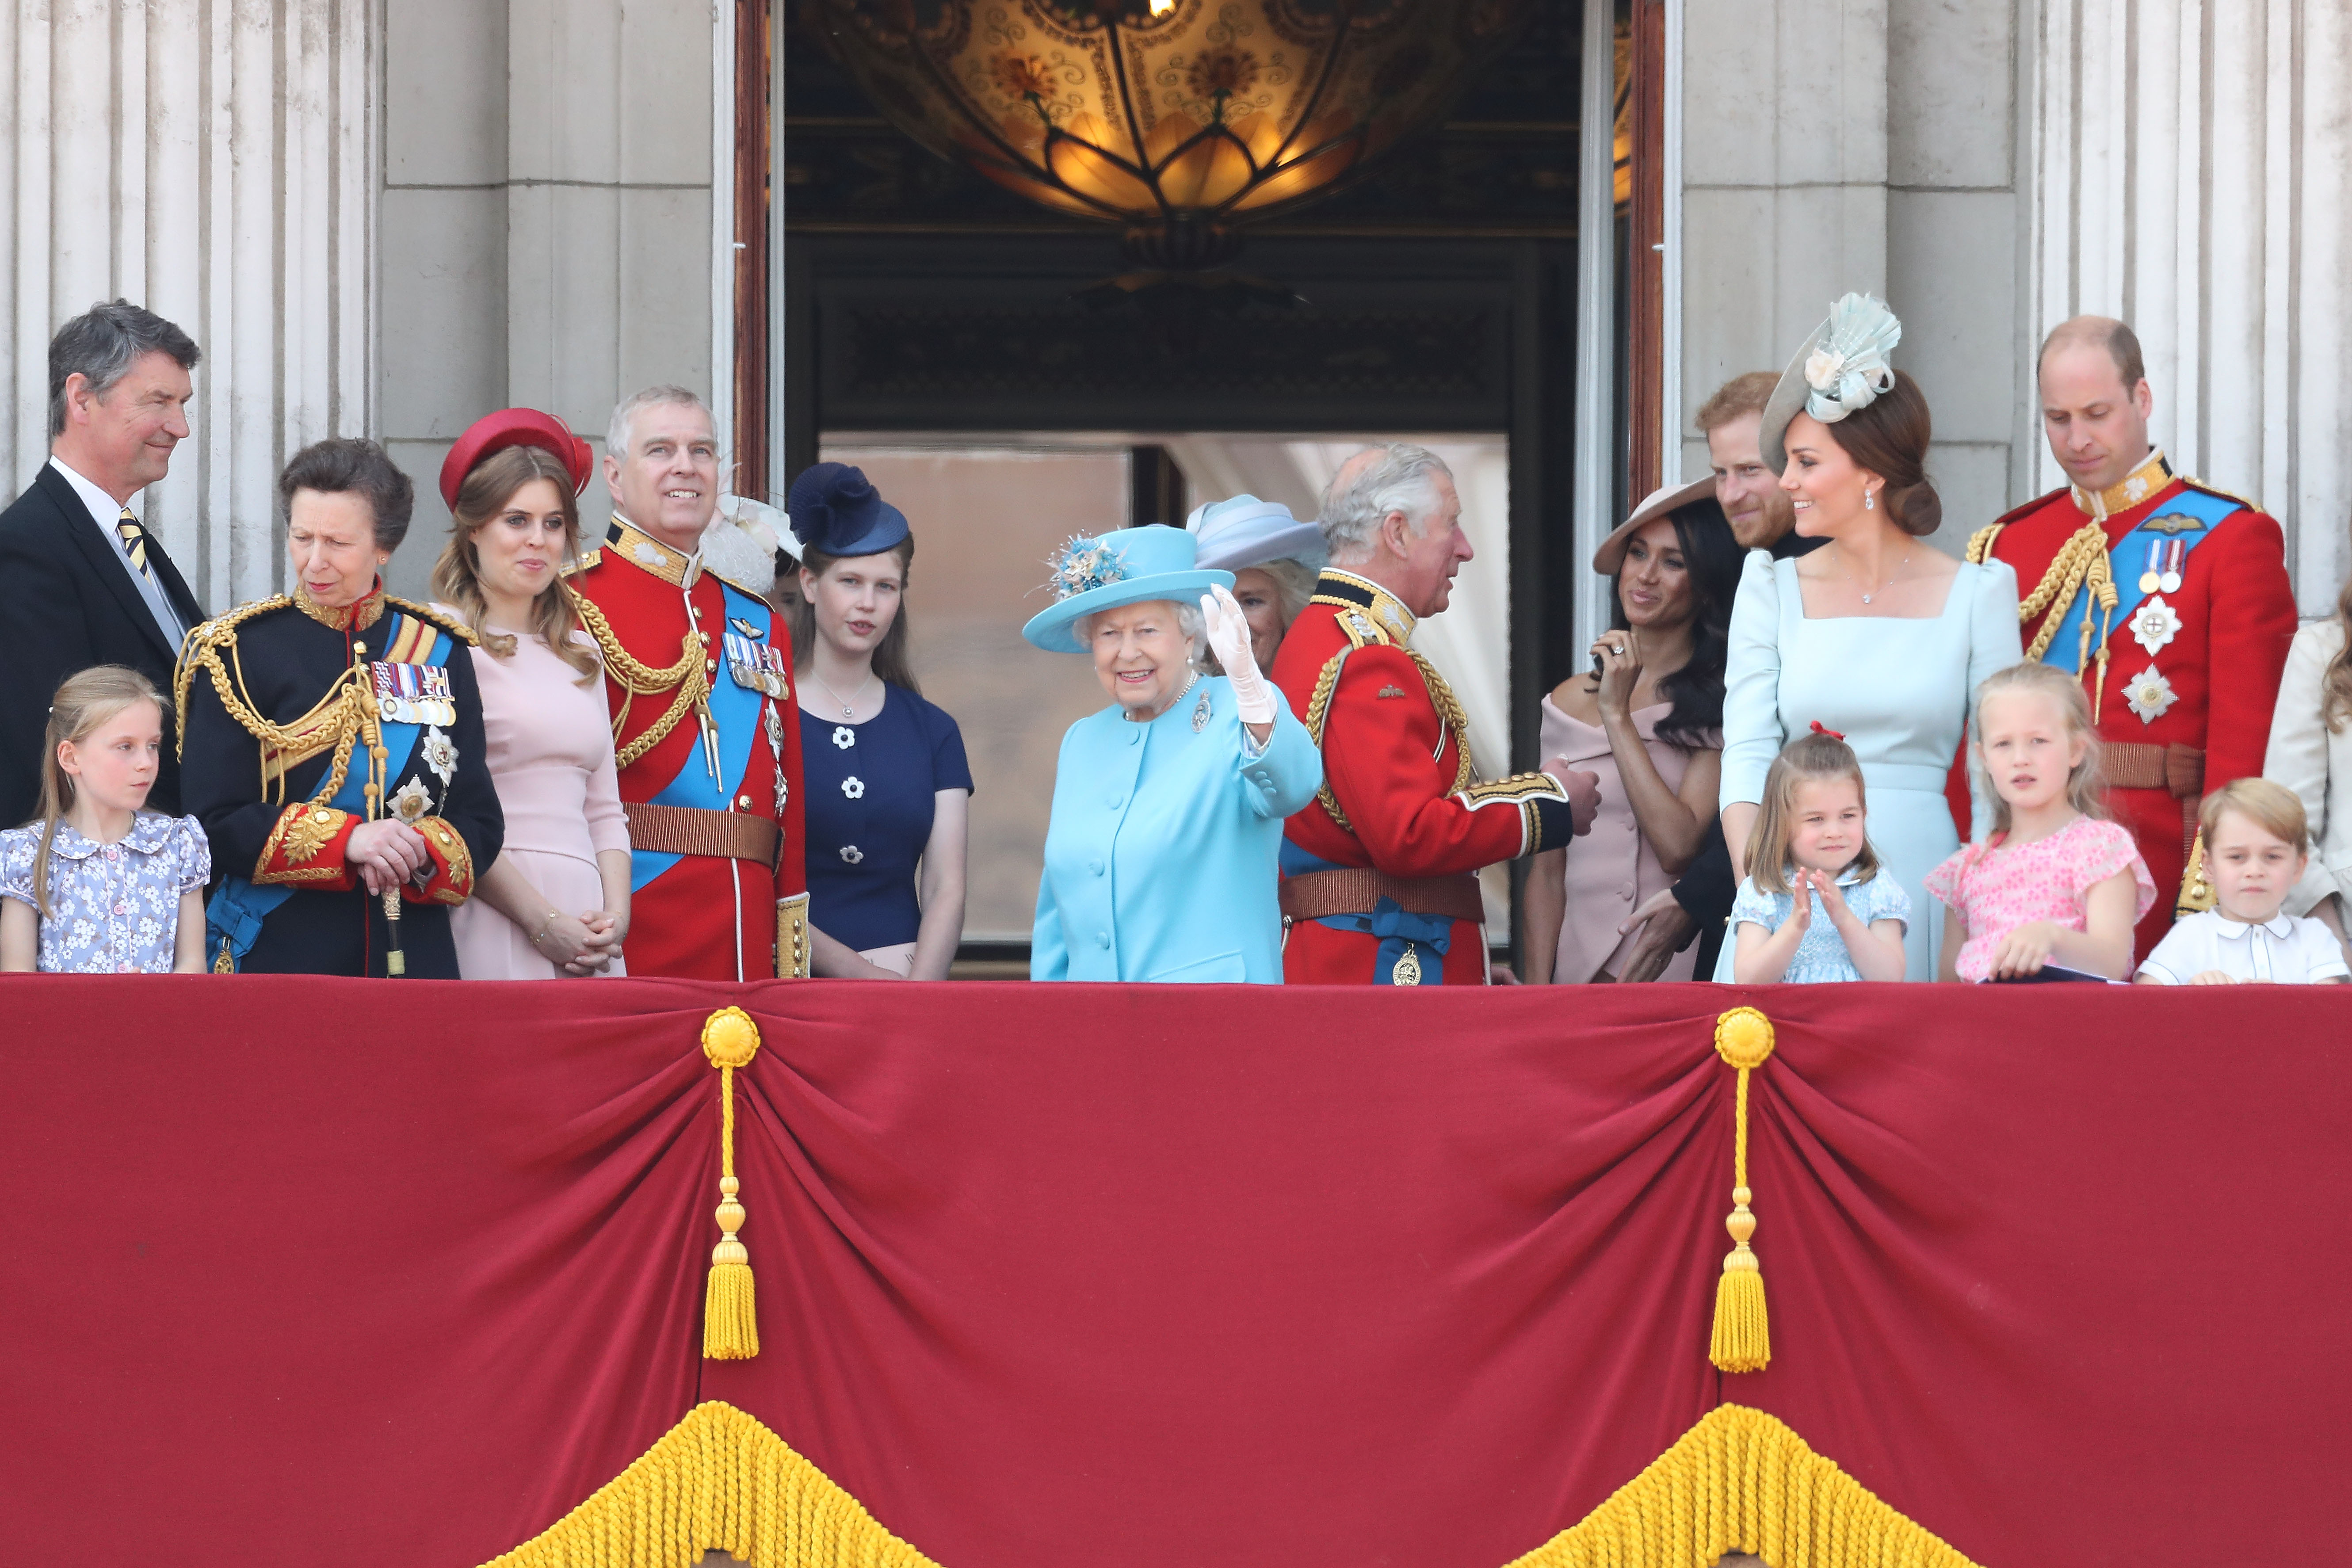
top-left (1201, 584), bottom-right (1277, 726)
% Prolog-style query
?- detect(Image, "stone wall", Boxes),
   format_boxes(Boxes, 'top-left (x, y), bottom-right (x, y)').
top-left (1676, 0), bottom-right (2028, 555)
top-left (380, 0), bottom-right (723, 600)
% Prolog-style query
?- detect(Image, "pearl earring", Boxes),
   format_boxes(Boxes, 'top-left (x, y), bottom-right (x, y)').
top-left (1863, 491), bottom-right (1875, 511)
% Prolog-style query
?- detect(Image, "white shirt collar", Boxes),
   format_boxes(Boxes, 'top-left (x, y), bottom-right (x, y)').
top-left (2211, 910), bottom-right (2296, 940)
top-left (49, 455), bottom-right (138, 532)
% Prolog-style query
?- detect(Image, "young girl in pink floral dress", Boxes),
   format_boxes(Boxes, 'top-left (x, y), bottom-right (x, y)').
top-left (1928, 664), bottom-right (2153, 981)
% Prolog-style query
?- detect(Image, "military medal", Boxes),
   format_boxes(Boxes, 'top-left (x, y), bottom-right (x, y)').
top-left (2122, 664), bottom-right (2178, 724)
top-left (1391, 946), bottom-right (1423, 985)
top-left (2138, 541), bottom-right (2162, 595)
top-left (2128, 595), bottom-right (2181, 656)
top-left (421, 725), bottom-right (458, 787)
top-left (370, 661), bottom-right (455, 726)
top-left (2157, 539), bottom-right (2185, 593)
top-left (723, 632), bottom-right (790, 699)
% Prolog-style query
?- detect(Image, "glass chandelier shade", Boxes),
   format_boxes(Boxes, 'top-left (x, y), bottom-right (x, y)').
top-left (815, 0), bottom-right (1527, 266)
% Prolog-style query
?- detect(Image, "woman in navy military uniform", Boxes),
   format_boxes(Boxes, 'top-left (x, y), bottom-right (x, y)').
top-left (788, 463), bottom-right (972, 980)
top-left (177, 439), bottom-right (502, 977)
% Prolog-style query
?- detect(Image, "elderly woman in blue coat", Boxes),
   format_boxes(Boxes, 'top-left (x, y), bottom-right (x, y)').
top-left (1023, 525), bottom-right (1321, 982)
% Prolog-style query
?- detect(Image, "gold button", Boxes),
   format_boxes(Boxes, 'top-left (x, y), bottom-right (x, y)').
top-left (698, 631), bottom-right (711, 644)
top-left (706, 659), bottom-right (718, 672)
top-left (313, 809), bottom-right (332, 823)
top-left (737, 794), bottom-right (752, 808)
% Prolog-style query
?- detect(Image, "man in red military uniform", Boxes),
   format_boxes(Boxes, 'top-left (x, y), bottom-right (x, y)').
top-left (566, 386), bottom-right (812, 979)
top-left (1270, 443), bottom-right (1600, 985)
top-left (1967, 317), bottom-right (2297, 958)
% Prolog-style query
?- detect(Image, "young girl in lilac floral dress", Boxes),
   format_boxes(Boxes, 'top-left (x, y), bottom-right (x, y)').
top-left (1928, 663), bottom-right (2153, 982)
top-left (0, 667), bottom-right (209, 973)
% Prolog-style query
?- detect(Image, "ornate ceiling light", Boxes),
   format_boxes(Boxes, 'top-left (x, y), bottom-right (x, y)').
top-left (813, 0), bottom-right (1530, 269)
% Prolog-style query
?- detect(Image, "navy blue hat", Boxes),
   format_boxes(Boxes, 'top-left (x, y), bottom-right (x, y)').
top-left (786, 462), bottom-right (911, 557)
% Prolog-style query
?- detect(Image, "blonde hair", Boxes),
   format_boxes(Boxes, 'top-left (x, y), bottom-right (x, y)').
top-left (2200, 777), bottom-right (2309, 851)
top-left (428, 444), bottom-right (599, 684)
top-left (1745, 729), bottom-right (1882, 896)
top-left (28, 666), bottom-right (166, 919)
top-left (2323, 562), bottom-right (2352, 733)
top-left (1972, 662), bottom-right (2109, 837)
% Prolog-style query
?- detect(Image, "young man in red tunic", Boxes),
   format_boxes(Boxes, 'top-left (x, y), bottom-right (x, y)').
top-left (1966, 318), bottom-right (2297, 958)
top-left (1269, 443), bottom-right (1600, 985)
top-left (565, 386), bottom-right (813, 980)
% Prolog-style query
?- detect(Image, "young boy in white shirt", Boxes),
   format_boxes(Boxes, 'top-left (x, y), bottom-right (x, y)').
top-left (2136, 778), bottom-right (2352, 985)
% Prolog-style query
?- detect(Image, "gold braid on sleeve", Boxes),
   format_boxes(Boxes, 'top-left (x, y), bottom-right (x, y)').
top-left (565, 585), bottom-right (715, 770)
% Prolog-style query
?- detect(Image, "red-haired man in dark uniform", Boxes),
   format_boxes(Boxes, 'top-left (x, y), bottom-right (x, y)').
top-left (1966, 318), bottom-right (2297, 958)
top-left (1270, 443), bottom-right (1600, 985)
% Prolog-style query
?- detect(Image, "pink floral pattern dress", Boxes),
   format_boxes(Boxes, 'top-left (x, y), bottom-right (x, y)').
top-left (1924, 816), bottom-right (2156, 981)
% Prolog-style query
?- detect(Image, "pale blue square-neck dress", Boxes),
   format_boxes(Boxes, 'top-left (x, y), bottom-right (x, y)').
top-left (1715, 550), bottom-right (2024, 980)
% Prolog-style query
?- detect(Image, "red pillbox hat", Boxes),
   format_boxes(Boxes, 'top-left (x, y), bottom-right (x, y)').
top-left (438, 408), bottom-right (593, 510)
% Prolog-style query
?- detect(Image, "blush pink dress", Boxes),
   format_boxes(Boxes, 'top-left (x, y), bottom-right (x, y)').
top-left (1924, 815), bottom-right (2155, 982)
top-left (1539, 696), bottom-right (1719, 983)
top-left (448, 626), bottom-right (631, 980)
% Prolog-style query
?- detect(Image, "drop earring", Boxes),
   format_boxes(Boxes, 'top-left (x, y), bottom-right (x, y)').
top-left (1863, 490), bottom-right (1875, 510)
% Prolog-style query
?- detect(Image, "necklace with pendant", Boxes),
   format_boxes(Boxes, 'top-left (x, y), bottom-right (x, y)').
top-left (807, 667), bottom-right (877, 720)
top-left (1835, 544), bottom-right (1909, 605)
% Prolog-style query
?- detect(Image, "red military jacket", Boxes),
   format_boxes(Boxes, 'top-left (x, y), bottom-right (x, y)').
top-left (567, 515), bottom-right (809, 980)
top-left (1270, 569), bottom-right (1573, 985)
top-left (1970, 448), bottom-right (2296, 953)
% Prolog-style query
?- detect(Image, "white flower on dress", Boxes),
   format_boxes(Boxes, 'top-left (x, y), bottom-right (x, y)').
top-left (2122, 665), bottom-right (2178, 724)
top-left (70, 918), bottom-right (95, 946)
top-left (841, 776), bottom-right (865, 800)
top-left (389, 778), bottom-right (435, 824)
top-left (2128, 595), bottom-right (2181, 656)
top-left (839, 844), bottom-right (864, 865)
top-left (421, 725), bottom-right (458, 786)
top-left (832, 725), bottom-right (856, 750)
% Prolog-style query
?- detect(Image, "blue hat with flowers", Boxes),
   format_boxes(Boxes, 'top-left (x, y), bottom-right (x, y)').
top-left (1020, 526), bottom-right (1235, 654)
top-left (786, 462), bottom-right (910, 557)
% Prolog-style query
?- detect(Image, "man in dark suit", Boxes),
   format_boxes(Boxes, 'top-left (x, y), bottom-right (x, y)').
top-left (0, 300), bottom-right (206, 825)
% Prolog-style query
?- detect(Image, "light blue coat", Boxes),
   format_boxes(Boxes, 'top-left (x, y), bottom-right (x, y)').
top-left (1032, 676), bottom-right (1321, 982)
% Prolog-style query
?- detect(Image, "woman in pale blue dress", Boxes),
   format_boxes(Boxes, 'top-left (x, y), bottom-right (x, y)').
top-left (1716, 295), bottom-right (2024, 979)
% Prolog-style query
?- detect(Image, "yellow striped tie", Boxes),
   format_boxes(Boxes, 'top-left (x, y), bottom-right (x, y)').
top-left (117, 507), bottom-right (154, 582)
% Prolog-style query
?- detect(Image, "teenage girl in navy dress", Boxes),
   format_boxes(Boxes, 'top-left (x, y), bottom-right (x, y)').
top-left (788, 464), bottom-right (972, 980)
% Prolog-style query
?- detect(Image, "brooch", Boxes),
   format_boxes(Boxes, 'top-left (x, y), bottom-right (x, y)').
top-left (1377, 684), bottom-right (1408, 699)
top-left (420, 726), bottom-right (458, 787)
top-left (388, 778), bottom-right (435, 825)
top-left (2128, 595), bottom-right (2181, 656)
top-left (764, 702), bottom-right (784, 755)
top-left (1191, 687), bottom-right (1212, 732)
top-left (2121, 665), bottom-right (2178, 724)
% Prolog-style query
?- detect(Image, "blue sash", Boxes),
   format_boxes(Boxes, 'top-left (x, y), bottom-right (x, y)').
top-left (207, 612), bottom-right (451, 971)
top-left (2040, 488), bottom-right (2241, 676)
top-left (1278, 841), bottom-right (1458, 985)
top-left (632, 582), bottom-right (770, 893)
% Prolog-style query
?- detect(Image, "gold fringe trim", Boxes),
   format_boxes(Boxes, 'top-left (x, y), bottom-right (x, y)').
top-left (481, 1400), bottom-right (941, 1568)
top-left (1503, 1404), bottom-right (1980, 1568)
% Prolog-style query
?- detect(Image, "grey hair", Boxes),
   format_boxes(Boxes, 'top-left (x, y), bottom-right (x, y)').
top-left (1072, 599), bottom-right (1208, 664)
top-left (607, 384), bottom-right (717, 460)
top-left (1317, 443), bottom-right (1451, 562)
top-left (49, 300), bottom-right (201, 437)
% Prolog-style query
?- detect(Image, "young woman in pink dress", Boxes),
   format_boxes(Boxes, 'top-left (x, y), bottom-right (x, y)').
top-left (1522, 478), bottom-right (1744, 982)
top-left (430, 411), bottom-right (631, 979)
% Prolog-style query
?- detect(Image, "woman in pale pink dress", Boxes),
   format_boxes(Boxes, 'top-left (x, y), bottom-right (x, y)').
top-left (1523, 479), bottom-right (1744, 982)
top-left (429, 411), bottom-right (631, 979)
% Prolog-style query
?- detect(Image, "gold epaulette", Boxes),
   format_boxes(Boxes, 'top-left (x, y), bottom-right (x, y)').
top-left (383, 594), bottom-right (481, 645)
top-left (2177, 476), bottom-right (2261, 515)
top-left (1299, 607), bottom-right (1475, 834)
top-left (562, 547), bottom-right (603, 577)
top-left (173, 596), bottom-right (295, 752)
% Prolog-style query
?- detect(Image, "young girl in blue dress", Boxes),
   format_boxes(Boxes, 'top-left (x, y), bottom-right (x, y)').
top-left (787, 463), bottom-right (973, 980)
top-left (0, 666), bottom-right (210, 973)
top-left (1728, 727), bottom-right (1910, 983)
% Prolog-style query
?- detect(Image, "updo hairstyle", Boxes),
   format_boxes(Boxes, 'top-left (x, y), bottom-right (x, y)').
top-left (1821, 369), bottom-right (1941, 538)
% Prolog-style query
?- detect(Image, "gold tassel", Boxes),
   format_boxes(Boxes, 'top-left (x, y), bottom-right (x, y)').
top-left (701, 1007), bottom-right (763, 1360)
top-left (1709, 1008), bottom-right (1776, 1374)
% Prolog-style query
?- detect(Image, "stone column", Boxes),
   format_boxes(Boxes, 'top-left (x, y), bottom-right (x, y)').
top-left (2032, 0), bottom-right (2352, 610)
top-left (0, 0), bottom-right (374, 610)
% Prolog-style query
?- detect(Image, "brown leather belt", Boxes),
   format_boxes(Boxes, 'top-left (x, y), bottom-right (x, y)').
top-left (1279, 868), bottom-right (1486, 923)
top-left (2102, 741), bottom-right (2203, 858)
top-left (622, 801), bottom-right (780, 868)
